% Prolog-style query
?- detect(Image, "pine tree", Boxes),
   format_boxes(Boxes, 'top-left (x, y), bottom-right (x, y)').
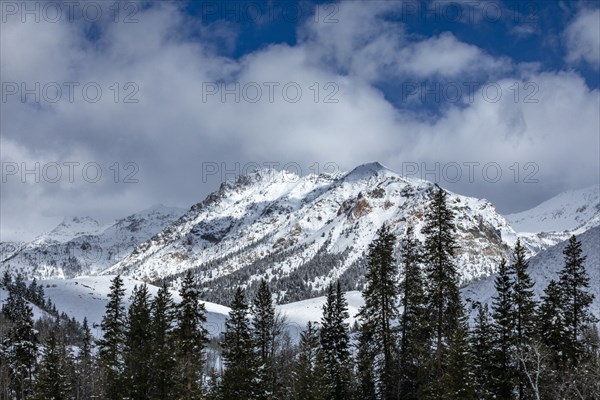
top-left (149, 283), bottom-right (177, 400)
top-left (75, 318), bottom-right (95, 400)
top-left (1, 270), bottom-right (11, 289)
top-left (292, 322), bottom-right (325, 400)
top-left (558, 235), bottom-right (596, 366)
top-left (470, 303), bottom-right (495, 400)
top-left (356, 224), bottom-right (399, 400)
top-left (356, 327), bottom-right (377, 400)
top-left (221, 287), bottom-right (259, 400)
top-left (124, 284), bottom-right (152, 400)
top-left (32, 329), bottom-right (72, 400)
top-left (421, 185), bottom-right (461, 398)
top-left (252, 279), bottom-right (278, 399)
top-left (537, 279), bottom-right (566, 369)
top-left (490, 259), bottom-right (516, 399)
top-left (398, 226), bottom-right (428, 400)
top-left (97, 275), bottom-right (127, 400)
top-left (320, 282), bottom-right (352, 400)
top-left (174, 271), bottom-right (208, 400)
top-left (510, 240), bottom-right (537, 399)
top-left (2, 286), bottom-right (37, 400)
top-left (444, 311), bottom-right (474, 400)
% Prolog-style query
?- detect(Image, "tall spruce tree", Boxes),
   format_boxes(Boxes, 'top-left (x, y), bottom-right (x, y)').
top-left (537, 280), bottom-right (566, 370)
top-left (510, 240), bottom-right (537, 399)
top-left (2, 289), bottom-right (37, 400)
top-left (292, 321), bottom-right (325, 400)
top-left (470, 303), bottom-right (495, 400)
top-left (398, 226), bottom-right (428, 400)
top-left (356, 324), bottom-right (377, 400)
top-left (320, 282), bottom-right (352, 400)
top-left (558, 235), bottom-right (596, 366)
top-left (221, 287), bottom-right (259, 400)
top-left (174, 271), bottom-right (208, 400)
top-left (252, 279), bottom-right (278, 399)
top-left (491, 259), bottom-right (516, 399)
top-left (149, 283), bottom-right (177, 400)
top-left (444, 311), bottom-right (474, 400)
top-left (124, 284), bottom-right (152, 400)
top-left (421, 185), bottom-right (461, 398)
top-left (356, 224), bottom-right (399, 400)
top-left (75, 318), bottom-right (95, 400)
top-left (97, 275), bottom-right (127, 400)
top-left (32, 329), bottom-right (72, 400)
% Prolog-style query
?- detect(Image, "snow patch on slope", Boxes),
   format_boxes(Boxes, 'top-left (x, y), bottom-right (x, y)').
top-left (506, 184), bottom-right (600, 233)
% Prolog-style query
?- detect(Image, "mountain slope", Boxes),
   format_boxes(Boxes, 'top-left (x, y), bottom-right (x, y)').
top-left (108, 162), bottom-right (518, 304)
top-left (506, 184), bottom-right (600, 233)
top-left (39, 276), bottom-right (230, 338)
top-left (505, 184), bottom-right (600, 253)
top-left (1, 205), bottom-right (185, 279)
top-left (462, 225), bottom-right (600, 321)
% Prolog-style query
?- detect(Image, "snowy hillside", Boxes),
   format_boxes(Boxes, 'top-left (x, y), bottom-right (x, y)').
top-left (462, 226), bottom-right (600, 321)
top-left (276, 227), bottom-right (599, 328)
top-left (506, 184), bottom-right (599, 233)
top-left (277, 291), bottom-right (364, 331)
top-left (107, 162), bottom-right (518, 303)
top-left (505, 184), bottom-right (600, 253)
top-left (0, 287), bottom-right (53, 321)
top-left (39, 276), bottom-right (230, 338)
top-left (1, 205), bottom-right (185, 279)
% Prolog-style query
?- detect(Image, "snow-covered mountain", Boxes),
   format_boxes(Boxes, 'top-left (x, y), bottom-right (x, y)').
top-left (24, 225), bottom-right (599, 341)
top-left (107, 162), bottom-right (518, 304)
top-left (505, 184), bottom-right (600, 253)
top-left (0, 205), bottom-right (185, 279)
top-left (4, 163), bottom-right (596, 307)
top-left (462, 225), bottom-right (600, 322)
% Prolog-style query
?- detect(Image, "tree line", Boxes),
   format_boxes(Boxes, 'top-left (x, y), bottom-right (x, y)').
top-left (0, 187), bottom-right (598, 399)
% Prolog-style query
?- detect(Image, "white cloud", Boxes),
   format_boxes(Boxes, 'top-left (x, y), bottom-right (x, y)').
top-left (565, 8), bottom-right (600, 67)
top-left (1, 1), bottom-right (598, 239)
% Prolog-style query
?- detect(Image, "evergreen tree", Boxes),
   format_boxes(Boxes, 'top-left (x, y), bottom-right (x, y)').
top-left (320, 282), bottom-right (352, 400)
top-left (356, 327), bottom-right (377, 400)
top-left (444, 311), bottom-right (474, 400)
top-left (2, 287), bottom-right (37, 400)
top-left (252, 279), bottom-right (278, 399)
top-left (421, 185), bottom-right (461, 398)
top-left (124, 284), bottom-right (152, 400)
top-left (97, 275), bottom-right (127, 400)
top-left (470, 303), bottom-right (495, 400)
top-left (221, 287), bottom-right (259, 400)
top-left (510, 240), bottom-right (537, 399)
top-left (356, 224), bottom-right (399, 400)
top-left (75, 318), bottom-right (95, 400)
top-left (174, 271), bottom-right (209, 400)
top-left (1, 270), bottom-right (11, 289)
top-left (292, 321), bottom-right (325, 400)
top-left (398, 226), bottom-right (428, 400)
top-left (32, 329), bottom-right (72, 400)
top-left (149, 283), bottom-right (177, 400)
top-left (490, 259), bottom-right (516, 399)
top-left (558, 235), bottom-right (596, 366)
top-left (537, 280), bottom-right (566, 369)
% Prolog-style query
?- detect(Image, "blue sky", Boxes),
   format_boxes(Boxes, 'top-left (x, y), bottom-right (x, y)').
top-left (1, 0), bottom-right (599, 239)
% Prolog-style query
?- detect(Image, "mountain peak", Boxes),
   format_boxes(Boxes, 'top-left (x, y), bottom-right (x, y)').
top-left (343, 161), bottom-right (394, 181)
